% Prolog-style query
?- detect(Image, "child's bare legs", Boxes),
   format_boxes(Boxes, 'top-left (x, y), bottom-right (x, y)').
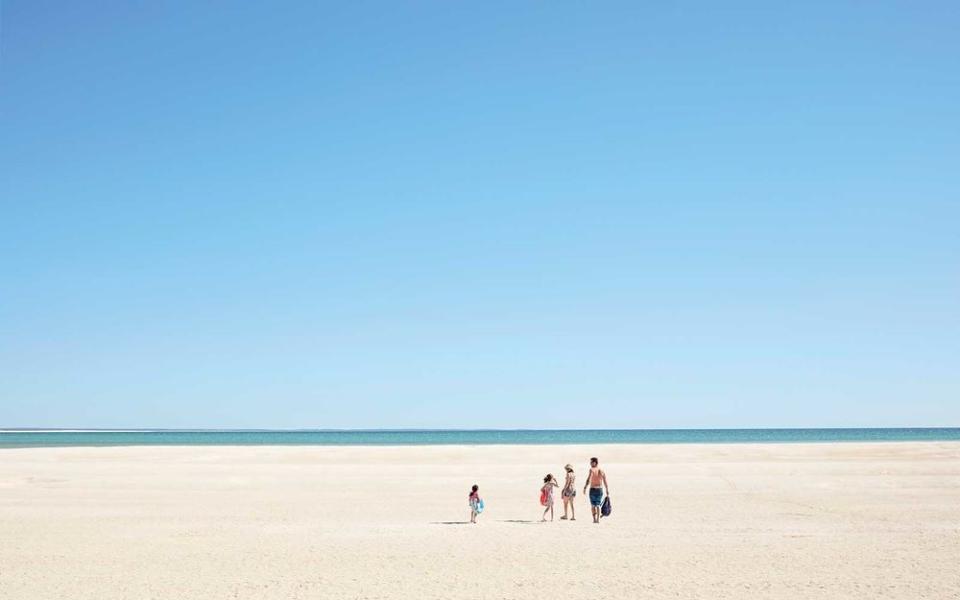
top-left (470, 509), bottom-right (476, 524)
top-left (542, 503), bottom-right (555, 521)
top-left (561, 497), bottom-right (569, 519)
top-left (568, 497), bottom-right (575, 520)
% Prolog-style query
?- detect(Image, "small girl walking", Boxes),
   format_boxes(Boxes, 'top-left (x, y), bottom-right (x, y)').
top-left (468, 484), bottom-right (483, 524)
top-left (540, 474), bottom-right (559, 522)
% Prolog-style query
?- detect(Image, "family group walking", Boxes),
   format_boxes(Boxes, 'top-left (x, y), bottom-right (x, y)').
top-left (469, 457), bottom-right (610, 525)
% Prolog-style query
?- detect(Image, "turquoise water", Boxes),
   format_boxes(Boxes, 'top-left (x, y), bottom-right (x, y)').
top-left (1, 428), bottom-right (958, 448)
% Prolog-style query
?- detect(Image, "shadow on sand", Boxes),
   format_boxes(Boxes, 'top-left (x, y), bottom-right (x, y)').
top-left (430, 519), bottom-right (540, 525)
top-left (496, 519), bottom-right (538, 524)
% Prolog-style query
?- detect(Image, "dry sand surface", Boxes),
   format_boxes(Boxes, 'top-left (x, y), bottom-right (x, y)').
top-left (1, 442), bottom-right (958, 599)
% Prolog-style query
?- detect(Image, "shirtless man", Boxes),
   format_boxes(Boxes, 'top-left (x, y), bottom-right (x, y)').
top-left (582, 456), bottom-right (609, 524)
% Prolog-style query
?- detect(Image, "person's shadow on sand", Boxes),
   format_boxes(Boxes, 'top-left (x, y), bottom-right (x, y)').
top-left (429, 519), bottom-right (537, 525)
top-left (497, 519), bottom-right (537, 524)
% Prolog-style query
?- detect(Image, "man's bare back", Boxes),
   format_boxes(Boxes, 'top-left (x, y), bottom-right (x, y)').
top-left (588, 467), bottom-right (605, 487)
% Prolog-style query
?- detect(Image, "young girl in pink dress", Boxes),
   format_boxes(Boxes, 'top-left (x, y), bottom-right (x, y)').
top-left (540, 474), bottom-right (559, 522)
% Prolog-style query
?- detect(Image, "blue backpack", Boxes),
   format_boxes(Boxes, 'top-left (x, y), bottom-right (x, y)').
top-left (600, 495), bottom-right (612, 517)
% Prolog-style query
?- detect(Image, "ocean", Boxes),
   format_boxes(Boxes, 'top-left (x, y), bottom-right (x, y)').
top-left (1, 428), bottom-right (958, 448)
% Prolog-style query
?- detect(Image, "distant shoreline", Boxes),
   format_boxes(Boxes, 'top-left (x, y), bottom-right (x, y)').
top-left (2, 426), bottom-right (958, 432)
top-left (2, 427), bottom-right (959, 449)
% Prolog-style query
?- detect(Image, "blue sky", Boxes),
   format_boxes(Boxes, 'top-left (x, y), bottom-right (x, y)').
top-left (1, 1), bottom-right (958, 429)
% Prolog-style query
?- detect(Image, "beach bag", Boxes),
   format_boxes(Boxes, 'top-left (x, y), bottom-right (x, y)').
top-left (476, 498), bottom-right (484, 514)
top-left (601, 495), bottom-right (611, 517)
top-left (539, 488), bottom-right (548, 506)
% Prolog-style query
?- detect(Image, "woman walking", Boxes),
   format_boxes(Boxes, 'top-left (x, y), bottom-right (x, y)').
top-left (560, 464), bottom-right (576, 521)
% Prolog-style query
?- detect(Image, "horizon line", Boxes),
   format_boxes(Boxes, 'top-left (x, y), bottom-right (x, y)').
top-left (3, 426), bottom-right (959, 433)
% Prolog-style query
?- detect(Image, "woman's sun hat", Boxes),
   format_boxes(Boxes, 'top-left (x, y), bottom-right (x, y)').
top-left (564, 464), bottom-right (574, 471)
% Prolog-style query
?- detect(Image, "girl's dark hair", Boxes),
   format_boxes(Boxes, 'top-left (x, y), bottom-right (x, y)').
top-left (543, 474), bottom-right (553, 483)
top-left (471, 484), bottom-right (479, 492)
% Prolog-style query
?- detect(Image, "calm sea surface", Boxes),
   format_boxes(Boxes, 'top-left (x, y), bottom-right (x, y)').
top-left (1, 428), bottom-right (958, 448)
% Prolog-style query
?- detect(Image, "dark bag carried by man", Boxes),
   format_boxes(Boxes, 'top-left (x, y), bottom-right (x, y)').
top-left (600, 495), bottom-right (612, 517)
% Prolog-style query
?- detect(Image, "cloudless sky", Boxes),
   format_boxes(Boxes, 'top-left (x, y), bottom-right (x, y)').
top-left (1, 1), bottom-right (958, 429)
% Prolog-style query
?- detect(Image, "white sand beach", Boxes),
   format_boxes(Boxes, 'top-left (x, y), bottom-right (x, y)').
top-left (1, 442), bottom-right (958, 599)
